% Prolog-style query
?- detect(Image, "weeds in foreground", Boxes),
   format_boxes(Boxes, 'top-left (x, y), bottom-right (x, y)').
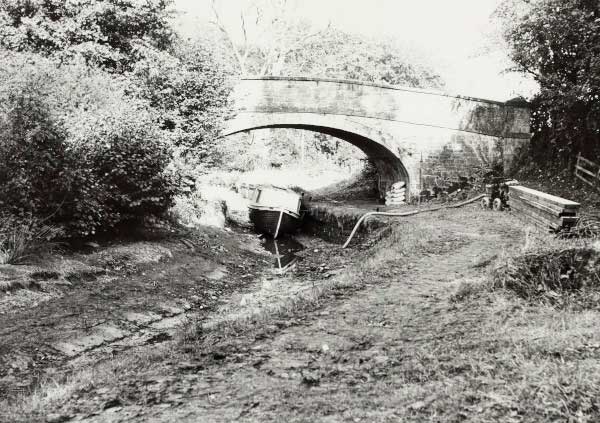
top-left (449, 278), bottom-right (489, 302)
top-left (492, 245), bottom-right (600, 309)
top-left (572, 213), bottom-right (600, 238)
top-left (0, 346), bottom-right (171, 422)
top-left (0, 217), bottom-right (61, 264)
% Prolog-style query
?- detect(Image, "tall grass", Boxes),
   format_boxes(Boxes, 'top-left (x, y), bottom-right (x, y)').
top-left (0, 217), bottom-right (61, 264)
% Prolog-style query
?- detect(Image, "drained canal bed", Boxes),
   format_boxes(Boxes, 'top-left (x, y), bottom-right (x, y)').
top-left (250, 201), bottom-right (401, 248)
top-left (260, 236), bottom-right (304, 273)
top-left (303, 201), bottom-right (395, 243)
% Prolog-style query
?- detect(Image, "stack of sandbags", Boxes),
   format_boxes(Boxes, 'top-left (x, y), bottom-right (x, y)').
top-left (385, 181), bottom-right (406, 206)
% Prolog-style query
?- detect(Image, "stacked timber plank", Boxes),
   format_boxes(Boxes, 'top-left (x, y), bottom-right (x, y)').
top-left (508, 185), bottom-right (580, 232)
top-left (385, 181), bottom-right (406, 206)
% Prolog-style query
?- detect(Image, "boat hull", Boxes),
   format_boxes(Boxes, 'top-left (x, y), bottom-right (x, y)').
top-left (249, 207), bottom-right (302, 237)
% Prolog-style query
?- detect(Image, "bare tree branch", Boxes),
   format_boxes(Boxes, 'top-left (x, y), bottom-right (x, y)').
top-left (263, 21), bottom-right (332, 76)
top-left (210, 0), bottom-right (248, 75)
top-left (211, 0), bottom-right (332, 77)
top-left (240, 11), bottom-right (248, 48)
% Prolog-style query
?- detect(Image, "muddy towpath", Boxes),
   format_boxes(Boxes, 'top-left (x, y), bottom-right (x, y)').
top-left (4, 206), bottom-right (600, 422)
top-left (0, 227), bottom-right (271, 405)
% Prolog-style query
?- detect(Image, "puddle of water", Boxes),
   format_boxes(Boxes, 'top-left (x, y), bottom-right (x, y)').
top-left (260, 236), bottom-right (304, 273)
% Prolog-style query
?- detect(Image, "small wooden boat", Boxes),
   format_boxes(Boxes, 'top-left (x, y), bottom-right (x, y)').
top-left (248, 186), bottom-right (303, 238)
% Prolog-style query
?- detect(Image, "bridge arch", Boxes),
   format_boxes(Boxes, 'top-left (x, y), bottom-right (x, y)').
top-left (221, 112), bottom-right (411, 196)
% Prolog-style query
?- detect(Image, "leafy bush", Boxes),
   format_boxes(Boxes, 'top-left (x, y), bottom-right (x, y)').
top-left (0, 51), bottom-right (182, 237)
top-left (0, 0), bottom-right (175, 72)
top-left (128, 42), bottom-right (233, 163)
top-left (0, 57), bottom-right (73, 221)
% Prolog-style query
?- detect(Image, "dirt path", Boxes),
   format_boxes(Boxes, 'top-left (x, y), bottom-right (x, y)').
top-left (45, 209), bottom-right (527, 423)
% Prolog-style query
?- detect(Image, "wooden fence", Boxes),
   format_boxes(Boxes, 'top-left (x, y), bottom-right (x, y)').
top-left (575, 153), bottom-right (600, 188)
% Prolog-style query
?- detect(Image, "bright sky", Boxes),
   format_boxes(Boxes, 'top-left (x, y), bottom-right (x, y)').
top-left (172, 0), bottom-right (538, 101)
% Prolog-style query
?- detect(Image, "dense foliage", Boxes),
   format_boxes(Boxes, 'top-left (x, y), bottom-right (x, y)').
top-left (499, 0), bottom-right (600, 165)
top-left (0, 0), bottom-right (175, 71)
top-left (129, 42), bottom-right (233, 161)
top-left (0, 0), bottom-right (233, 239)
top-left (0, 0), bottom-right (233, 160)
top-left (0, 52), bottom-right (182, 236)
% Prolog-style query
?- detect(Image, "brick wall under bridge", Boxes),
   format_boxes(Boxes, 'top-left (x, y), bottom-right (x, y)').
top-left (222, 76), bottom-right (531, 198)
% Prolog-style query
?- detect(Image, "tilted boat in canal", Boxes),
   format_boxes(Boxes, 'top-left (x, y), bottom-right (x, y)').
top-left (248, 186), bottom-right (304, 238)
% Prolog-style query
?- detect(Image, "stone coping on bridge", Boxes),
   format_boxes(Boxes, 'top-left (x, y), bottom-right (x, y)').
top-left (240, 76), bottom-right (528, 108)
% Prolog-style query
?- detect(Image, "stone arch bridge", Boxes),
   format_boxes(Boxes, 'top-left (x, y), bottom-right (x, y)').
top-left (222, 76), bottom-right (531, 198)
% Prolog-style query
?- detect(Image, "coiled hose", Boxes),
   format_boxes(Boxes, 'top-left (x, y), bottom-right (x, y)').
top-left (342, 194), bottom-right (486, 248)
